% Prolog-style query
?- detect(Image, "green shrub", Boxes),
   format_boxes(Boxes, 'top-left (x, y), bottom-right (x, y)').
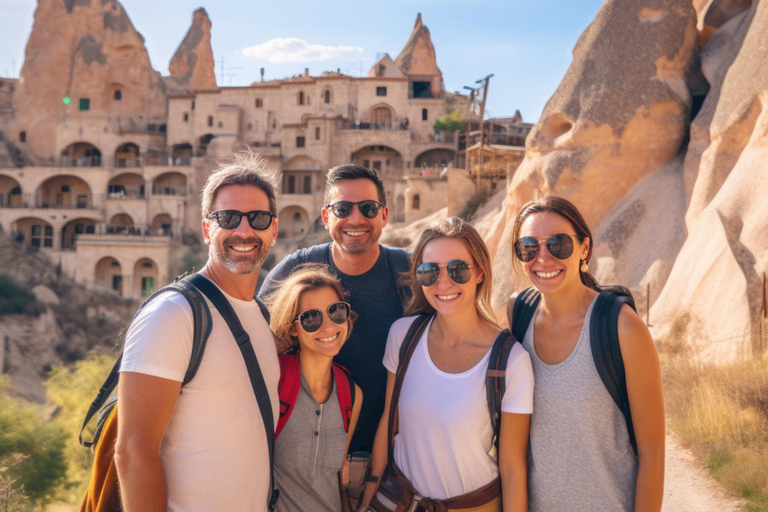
top-left (0, 274), bottom-right (35, 315)
top-left (433, 108), bottom-right (465, 134)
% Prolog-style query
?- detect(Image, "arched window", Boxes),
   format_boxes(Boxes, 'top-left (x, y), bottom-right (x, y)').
top-left (324, 89), bottom-right (331, 104)
top-left (298, 91), bottom-right (305, 105)
top-left (114, 90), bottom-right (122, 100)
top-left (207, 116), bottom-right (213, 127)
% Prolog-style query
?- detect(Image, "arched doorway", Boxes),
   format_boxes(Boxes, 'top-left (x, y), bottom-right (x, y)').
top-left (151, 213), bottom-right (173, 236)
top-left (152, 173), bottom-right (187, 196)
top-left (171, 143), bottom-right (193, 166)
top-left (95, 257), bottom-right (123, 294)
top-left (12, 217), bottom-right (53, 248)
top-left (107, 173), bottom-right (144, 199)
top-left (371, 105), bottom-right (393, 127)
top-left (61, 218), bottom-right (96, 250)
top-left (414, 148), bottom-right (456, 172)
top-left (0, 175), bottom-right (22, 207)
top-left (277, 206), bottom-right (310, 239)
top-left (108, 213), bottom-right (135, 234)
top-left (37, 175), bottom-right (93, 208)
top-left (351, 146), bottom-right (403, 177)
top-left (61, 142), bottom-right (102, 167)
top-left (133, 258), bottom-right (158, 298)
top-left (114, 143), bottom-right (140, 168)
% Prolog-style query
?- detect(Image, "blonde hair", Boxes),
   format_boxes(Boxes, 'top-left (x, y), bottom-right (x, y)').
top-left (403, 217), bottom-right (496, 325)
top-left (200, 150), bottom-right (278, 217)
top-left (264, 264), bottom-right (352, 348)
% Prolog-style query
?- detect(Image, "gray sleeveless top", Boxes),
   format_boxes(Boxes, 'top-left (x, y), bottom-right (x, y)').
top-left (274, 372), bottom-right (347, 512)
top-left (521, 297), bottom-right (638, 512)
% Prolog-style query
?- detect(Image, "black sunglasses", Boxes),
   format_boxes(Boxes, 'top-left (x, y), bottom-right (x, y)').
top-left (325, 200), bottom-right (383, 219)
top-left (207, 209), bottom-right (275, 231)
top-left (514, 233), bottom-right (579, 262)
top-left (294, 301), bottom-right (351, 333)
top-left (416, 259), bottom-right (475, 287)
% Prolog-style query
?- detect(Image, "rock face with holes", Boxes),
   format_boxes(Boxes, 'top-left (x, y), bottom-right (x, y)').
top-left (11, 0), bottom-right (168, 161)
top-left (488, 0), bottom-right (767, 361)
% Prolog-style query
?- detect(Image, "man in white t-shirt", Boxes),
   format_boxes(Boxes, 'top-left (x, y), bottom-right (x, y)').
top-left (114, 152), bottom-right (281, 512)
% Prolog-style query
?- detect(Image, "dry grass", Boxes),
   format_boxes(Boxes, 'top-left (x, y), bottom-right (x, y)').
top-left (659, 315), bottom-right (768, 511)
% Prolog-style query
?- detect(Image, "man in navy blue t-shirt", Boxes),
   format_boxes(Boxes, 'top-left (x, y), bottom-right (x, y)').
top-left (259, 164), bottom-right (410, 453)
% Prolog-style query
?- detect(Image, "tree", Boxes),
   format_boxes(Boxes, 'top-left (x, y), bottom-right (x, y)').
top-left (0, 376), bottom-right (68, 506)
top-left (433, 108), bottom-right (465, 134)
top-left (46, 354), bottom-right (115, 504)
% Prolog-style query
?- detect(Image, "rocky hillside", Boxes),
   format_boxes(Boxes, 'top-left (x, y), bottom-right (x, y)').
top-left (0, 239), bottom-right (135, 402)
top-left (484, 0), bottom-right (767, 361)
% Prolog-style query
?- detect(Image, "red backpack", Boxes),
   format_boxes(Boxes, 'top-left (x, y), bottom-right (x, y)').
top-left (276, 354), bottom-right (356, 438)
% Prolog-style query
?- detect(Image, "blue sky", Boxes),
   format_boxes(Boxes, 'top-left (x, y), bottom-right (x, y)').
top-left (0, 0), bottom-right (604, 122)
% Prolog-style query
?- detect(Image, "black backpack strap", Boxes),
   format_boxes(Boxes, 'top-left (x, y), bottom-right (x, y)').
top-left (389, 314), bottom-right (432, 457)
top-left (255, 296), bottom-right (271, 324)
top-left (486, 330), bottom-right (516, 453)
top-left (188, 274), bottom-right (280, 511)
top-left (511, 287), bottom-right (541, 342)
top-left (385, 246), bottom-right (413, 309)
top-left (78, 277), bottom-right (212, 448)
top-left (589, 292), bottom-right (637, 456)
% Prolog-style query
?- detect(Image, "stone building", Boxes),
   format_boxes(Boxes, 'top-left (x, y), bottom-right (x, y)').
top-left (0, 2), bottom-right (458, 299)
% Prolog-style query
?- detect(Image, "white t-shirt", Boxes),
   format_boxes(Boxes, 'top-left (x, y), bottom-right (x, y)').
top-left (120, 281), bottom-right (280, 512)
top-left (383, 315), bottom-right (534, 500)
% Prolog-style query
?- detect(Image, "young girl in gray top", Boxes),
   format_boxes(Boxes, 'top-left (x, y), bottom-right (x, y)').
top-left (266, 265), bottom-right (363, 512)
top-left (507, 196), bottom-right (665, 512)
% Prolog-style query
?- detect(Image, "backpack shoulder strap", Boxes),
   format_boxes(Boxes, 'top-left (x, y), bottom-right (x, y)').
top-left (510, 287), bottom-right (541, 342)
top-left (385, 246), bottom-right (413, 309)
top-left (255, 296), bottom-right (271, 324)
top-left (187, 273), bottom-right (279, 510)
top-left (275, 354), bottom-right (301, 439)
top-left (589, 291), bottom-right (637, 456)
top-left (388, 314), bottom-right (432, 457)
top-left (486, 330), bottom-right (517, 454)
top-left (332, 363), bottom-right (355, 433)
top-left (78, 277), bottom-right (213, 447)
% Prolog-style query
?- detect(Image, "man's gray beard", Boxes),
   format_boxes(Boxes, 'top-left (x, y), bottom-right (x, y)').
top-left (339, 238), bottom-right (373, 254)
top-left (211, 242), bottom-right (268, 274)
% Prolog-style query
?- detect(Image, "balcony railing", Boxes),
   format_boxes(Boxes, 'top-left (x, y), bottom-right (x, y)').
top-left (341, 120), bottom-right (410, 131)
top-left (151, 187), bottom-right (187, 197)
top-left (96, 223), bottom-right (173, 237)
top-left (0, 192), bottom-right (104, 209)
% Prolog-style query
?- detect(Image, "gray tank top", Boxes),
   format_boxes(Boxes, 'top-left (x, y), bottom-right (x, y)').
top-left (521, 297), bottom-right (638, 512)
top-left (274, 371), bottom-right (347, 512)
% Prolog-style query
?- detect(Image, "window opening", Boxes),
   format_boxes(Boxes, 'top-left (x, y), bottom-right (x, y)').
top-left (422, 109), bottom-right (428, 121)
top-left (324, 89), bottom-right (331, 104)
top-left (413, 81), bottom-right (432, 98)
top-left (79, 98), bottom-right (90, 111)
top-left (376, 87), bottom-right (387, 97)
top-left (114, 90), bottom-right (122, 100)
top-left (315, 127), bottom-right (321, 140)
top-left (296, 136), bottom-right (305, 148)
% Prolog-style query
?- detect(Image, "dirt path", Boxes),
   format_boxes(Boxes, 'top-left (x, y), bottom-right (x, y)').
top-left (663, 432), bottom-right (745, 512)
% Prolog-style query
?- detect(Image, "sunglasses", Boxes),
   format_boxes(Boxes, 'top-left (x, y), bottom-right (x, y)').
top-left (325, 200), bottom-right (383, 219)
top-left (207, 209), bottom-right (275, 231)
top-left (294, 301), bottom-right (352, 333)
top-left (514, 233), bottom-right (579, 262)
top-left (416, 259), bottom-right (475, 287)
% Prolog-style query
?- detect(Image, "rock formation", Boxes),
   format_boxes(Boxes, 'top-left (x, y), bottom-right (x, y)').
top-left (487, 0), bottom-right (768, 361)
top-left (11, 0), bottom-right (167, 161)
top-left (394, 13), bottom-right (444, 97)
top-left (167, 8), bottom-right (217, 93)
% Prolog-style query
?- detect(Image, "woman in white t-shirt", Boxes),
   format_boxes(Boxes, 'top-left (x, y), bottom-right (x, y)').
top-left (359, 217), bottom-right (534, 512)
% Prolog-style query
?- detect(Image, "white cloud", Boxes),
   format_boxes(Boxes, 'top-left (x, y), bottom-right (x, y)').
top-left (242, 38), bottom-right (364, 63)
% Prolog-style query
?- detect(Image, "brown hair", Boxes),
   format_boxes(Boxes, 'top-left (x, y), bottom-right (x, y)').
top-left (264, 264), bottom-right (354, 348)
top-left (200, 150), bottom-right (277, 217)
top-left (403, 217), bottom-right (496, 325)
top-left (511, 196), bottom-right (598, 288)
top-left (323, 163), bottom-right (387, 206)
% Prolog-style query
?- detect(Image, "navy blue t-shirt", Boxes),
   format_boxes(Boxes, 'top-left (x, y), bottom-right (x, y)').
top-left (258, 243), bottom-right (409, 452)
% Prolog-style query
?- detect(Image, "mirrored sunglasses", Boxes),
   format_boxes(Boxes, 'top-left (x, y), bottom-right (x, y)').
top-left (207, 209), bottom-right (275, 231)
top-left (325, 200), bottom-right (382, 219)
top-left (294, 301), bottom-right (351, 333)
top-left (416, 259), bottom-right (475, 287)
top-left (514, 233), bottom-right (578, 262)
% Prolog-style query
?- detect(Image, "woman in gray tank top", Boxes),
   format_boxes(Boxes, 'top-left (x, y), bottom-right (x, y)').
top-left (506, 196), bottom-right (665, 512)
top-left (264, 266), bottom-right (363, 512)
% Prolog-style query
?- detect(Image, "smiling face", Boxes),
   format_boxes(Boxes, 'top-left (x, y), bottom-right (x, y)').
top-left (518, 211), bottom-right (589, 295)
top-left (292, 286), bottom-right (349, 358)
top-left (419, 237), bottom-right (483, 317)
top-left (322, 178), bottom-right (389, 255)
top-left (202, 184), bottom-right (278, 275)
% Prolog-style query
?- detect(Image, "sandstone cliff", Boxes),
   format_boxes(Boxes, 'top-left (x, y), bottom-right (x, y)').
top-left (167, 8), bottom-right (217, 93)
top-left (487, 0), bottom-right (767, 361)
